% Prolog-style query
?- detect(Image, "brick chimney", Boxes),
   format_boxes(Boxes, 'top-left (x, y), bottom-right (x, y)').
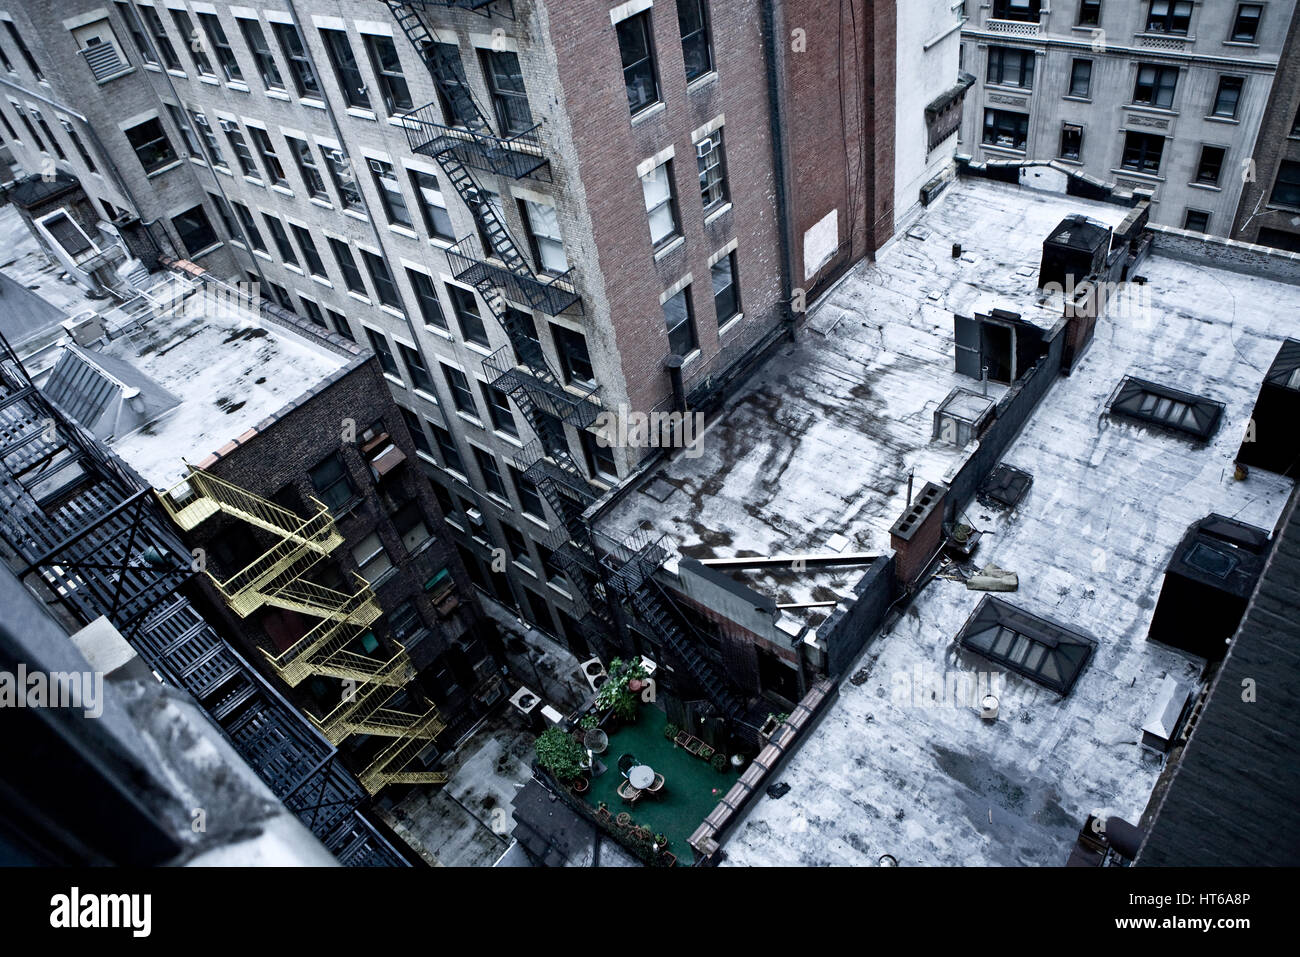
top-left (890, 481), bottom-right (948, 591)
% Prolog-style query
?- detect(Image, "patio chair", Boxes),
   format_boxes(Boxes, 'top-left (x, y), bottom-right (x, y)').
top-left (617, 780), bottom-right (643, 804)
top-left (617, 753), bottom-right (638, 778)
top-left (645, 773), bottom-right (665, 798)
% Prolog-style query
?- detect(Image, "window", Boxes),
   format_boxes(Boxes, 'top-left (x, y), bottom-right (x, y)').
top-left (537, 544), bottom-right (567, 584)
top-left (1134, 64), bottom-right (1178, 108)
top-left (1069, 58), bottom-right (1092, 97)
top-left (987, 46), bottom-right (1034, 89)
top-left (231, 201), bottom-right (266, 252)
top-left (190, 112), bottom-right (226, 168)
top-left (209, 193), bottom-right (237, 236)
top-left (166, 104), bottom-right (202, 157)
top-left (370, 158), bottom-right (412, 227)
top-left (324, 147), bottom-right (364, 211)
top-left (309, 453), bottom-right (358, 512)
top-left (1292, 104), bottom-right (1300, 137)
top-left (271, 22), bottom-right (319, 99)
top-left (510, 309), bottom-right (543, 365)
top-left (237, 17), bottom-right (283, 90)
top-left (287, 136), bottom-right (327, 200)
top-left (248, 127), bottom-right (287, 187)
top-left (663, 287), bottom-right (697, 357)
top-left (982, 109), bottom-right (1029, 151)
top-left (266, 281), bottom-right (292, 310)
top-left (366, 35), bottom-right (411, 115)
top-left (712, 252), bottom-right (740, 325)
top-left (552, 325), bottom-right (595, 385)
top-left (262, 214), bottom-right (296, 265)
top-left (676, 0), bottom-right (713, 81)
top-left (326, 307), bottom-right (354, 342)
top-left (1183, 209), bottom-right (1210, 232)
top-left (351, 532), bottom-right (393, 584)
top-left (581, 431), bottom-right (618, 481)
top-left (484, 384), bottom-right (518, 437)
top-left (1109, 376), bottom-right (1224, 440)
top-left (124, 117), bottom-right (176, 174)
top-left (299, 296), bottom-right (326, 327)
top-left (511, 465), bottom-right (546, 519)
top-left (617, 11), bottom-right (659, 115)
top-left (991, 0), bottom-right (1040, 21)
top-left (386, 599), bottom-right (426, 645)
top-left (1256, 228), bottom-right (1300, 253)
top-left (479, 49), bottom-right (532, 135)
top-left (448, 285), bottom-right (489, 347)
top-left (361, 249), bottom-right (403, 310)
top-left (432, 424), bottom-right (465, 473)
top-left (224, 125), bottom-right (258, 177)
top-left (365, 328), bottom-right (399, 377)
top-left (172, 205), bottom-right (216, 255)
top-left (474, 188), bottom-right (507, 256)
top-left (958, 596), bottom-right (1095, 695)
top-left (1195, 145), bottom-right (1225, 185)
top-left (641, 161), bottom-right (678, 246)
top-left (442, 364), bottom-right (478, 416)
top-left (407, 269), bottom-right (448, 329)
top-left (63, 121), bottom-right (98, 172)
top-left (522, 200), bottom-right (568, 274)
top-left (474, 448), bottom-right (508, 498)
top-left (502, 525), bottom-right (532, 570)
top-left (394, 343), bottom-right (433, 394)
top-left (116, 3), bottom-right (155, 65)
top-left (31, 110), bottom-right (65, 160)
top-left (136, 7), bottom-right (177, 71)
top-left (400, 408), bottom-right (432, 455)
top-left (1078, 0), bottom-right (1102, 26)
top-left (431, 42), bottom-right (475, 125)
top-left (1121, 131), bottom-right (1166, 173)
top-left (320, 29), bottom-right (370, 110)
top-left (410, 170), bottom-right (454, 241)
top-left (696, 129), bottom-right (728, 212)
top-left (198, 14), bottom-right (241, 82)
top-left (290, 223), bottom-right (327, 278)
top-left (1052, 121), bottom-right (1084, 163)
top-left (1146, 0), bottom-right (1193, 34)
top-left (430, 483), bottom-right (457, 519)
top-left (393, 502), bottom-right (432, 553)
top-left (43, 214), bottom-right (94, 258)
top-left (15, 106), bottom-right (45, 152)
top-left (1231, 3), bottom-right (1263, 41)
top-left (171, 10), bottom-right (212, 76)
top-left (1270, 161), bottom-right (1300, 209)
top-left (330, 239), bottom-right (366, 293)
top-left (1212, 76), bottom-right (1243, 119)
top-left (0, 109), bottom-right (14, 139)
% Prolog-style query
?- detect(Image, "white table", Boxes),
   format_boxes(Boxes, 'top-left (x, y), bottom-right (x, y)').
top-left (628, 765), bottom-right (654, 790)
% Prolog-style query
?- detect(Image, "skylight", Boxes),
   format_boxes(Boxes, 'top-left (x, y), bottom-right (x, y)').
top-left (957, 597), bottom-right (1096, 695)
top-left (1109, 376), bottom-right (1224, 441)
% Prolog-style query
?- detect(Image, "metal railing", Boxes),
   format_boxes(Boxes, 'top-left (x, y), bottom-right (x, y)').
top-left (444, 237), bottom-right (582, 316)
top-left (399, 101), bottom-right (547, 179)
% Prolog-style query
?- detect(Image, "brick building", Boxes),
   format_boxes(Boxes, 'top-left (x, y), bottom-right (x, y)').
top-left (0, 1), bottom-right (952, 669)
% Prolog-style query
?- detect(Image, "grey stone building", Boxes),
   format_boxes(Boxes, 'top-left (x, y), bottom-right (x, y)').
top-left (958, 0), bottom-right (1297, 236)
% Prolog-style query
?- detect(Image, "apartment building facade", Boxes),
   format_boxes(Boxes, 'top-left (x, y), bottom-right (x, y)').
top-left (958, 0), bottom-right (1296, 236)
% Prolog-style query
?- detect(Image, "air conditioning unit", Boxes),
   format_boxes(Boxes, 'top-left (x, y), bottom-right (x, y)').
top-left (696, 138), bottom-right (714, 158)
top-left (579, 656), bottom-right (607, 692)
top-left (466, 507), bottom-right (484, 526)
top-left (60, 119), bottom-right (74, 134)
top-left (367, 158), bottom-right (387, 175)
top-left (217, 118), bottom-right (236, 133)
top-left (324, 148), bottom-right (345, 164)
top-left (193, 113), bottom-right (209, 127)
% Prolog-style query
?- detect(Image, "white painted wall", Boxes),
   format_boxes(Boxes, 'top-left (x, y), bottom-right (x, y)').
top-left (895, 0), bottom-right (966, 230)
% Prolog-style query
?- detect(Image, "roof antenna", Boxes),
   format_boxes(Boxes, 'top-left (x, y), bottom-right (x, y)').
top-left (906, 467), bottom-right (915, 508)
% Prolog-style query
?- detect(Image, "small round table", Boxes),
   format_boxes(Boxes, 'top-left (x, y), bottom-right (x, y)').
top-left (628, 765), bottom-right (654, 790)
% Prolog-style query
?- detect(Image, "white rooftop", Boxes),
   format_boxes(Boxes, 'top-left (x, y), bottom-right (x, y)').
top-left (60, 278), bottom-right (350, 489)
top-left (719, 178), bottom-right (1296, 866)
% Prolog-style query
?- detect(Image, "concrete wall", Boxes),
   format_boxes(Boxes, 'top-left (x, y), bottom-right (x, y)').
top-left (1151, 222), bottom-right (1300, 282)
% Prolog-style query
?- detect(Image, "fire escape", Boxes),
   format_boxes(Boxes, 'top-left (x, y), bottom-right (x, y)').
top-left (384, 1), bottom-right (753, 732)
top-left (158, 469), bottom-right (446, 795)
top-left (0, 332), bottom-right (407, 864)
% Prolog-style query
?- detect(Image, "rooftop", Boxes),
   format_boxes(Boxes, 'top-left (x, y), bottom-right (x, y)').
top-left (34, 274), bottom-right (356, 489)
top-left (711, 177), bottom-right (1297, 866)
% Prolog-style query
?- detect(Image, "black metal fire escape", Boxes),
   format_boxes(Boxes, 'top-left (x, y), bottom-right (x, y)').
top-left (384, 0), bottom-right (751, 729)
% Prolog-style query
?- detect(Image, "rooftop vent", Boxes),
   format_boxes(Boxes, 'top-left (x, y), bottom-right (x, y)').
top-left (1109, 376), bottom-right (1224, 442)
top-left (957, 596), bottom-right (1096, 696)
top-left (1237, 339), bottom-right (1300, 478)
top-left (979, 464), bottom-right (1033, 509)
top-left (1039, 214), bottom-right (1112, 291)
top-left (933, 388), bottom-right (996, 447)
top-left (1140, 676), bottom-right (1193, 754)
top-left (1147, 514), bottom-right (1270, 660)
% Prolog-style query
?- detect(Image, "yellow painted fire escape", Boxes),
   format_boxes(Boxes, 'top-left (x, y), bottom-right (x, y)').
top-left (158, 468), bottom-right (446, 793)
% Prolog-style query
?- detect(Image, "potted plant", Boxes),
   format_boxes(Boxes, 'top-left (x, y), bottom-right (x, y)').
top-left (615, 812), bottom-right (631, 828)
top-left (596, 801), bottom-right (610, 823)
top-left (653, 833), bottom-right (668, 852)
top-left (535, 726), bottom-right (588, 784)
top-left (711, 752), bottom-right (728, 773)
top-left (572, 774), bottom-right (590, 794)
top-left (952, 523), bottom-right (972, 544)
top-left (663, 722), bottom-right (680, 741)
top-left (580, 713), bottom-right (600, 731)
top-left (699, 744), bottom-right (714, 761)
top-left (661, 851), bottom-right (677, 867)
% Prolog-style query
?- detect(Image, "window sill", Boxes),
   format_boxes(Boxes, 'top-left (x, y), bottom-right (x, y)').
top-left (1221, 40), bottom-right (1260, 49)
top-left (512, 561), bottom-right (539, 580)
top-left (188, 242), bottom-right (224, 259)
top-left (1187, 182), bottom-right (1223, 193)
top-left (464, 341), bottom-right (494, 358)
top-left (310, 275), bottom-right (334, 288)
top-left (703, 202), bottom-right (733, 227)
top-left (166, 69), bottom-right (188, 81)
top-left (486, 492), bottom-right (513, 511)
top-left (1056, 156), bottom-right (1085, 166)
top-left (284, 263), bottom-right (305, 276)
top-left (630, 101), bottom-right (666, 126)
top-left (493, 430), bottom-right (523, 448)
top-left (1204, 115), bottom-right (1240, 126)
top-left (425, 325), bottom-right (454, 341)
top-left (1111, 167), bottom-right (1165, 184)
top-left (985, 83), bottom-right (1033, 97)
top-left (300, 98), bottom-right (327, 111)
top-left (199, 75), bottom-right (220, 86)
top-left (388, 224), bottom-right (419, 241)
top-left (227, 82), bottom-right (250, 94)
top-left (545, 580), bottom-right (573, 601)
top-left (346, 290), bottom-right (373, 305)
top-left (1265, 203), bottom-right (1300, 215)
top-left (346, 107), bottom-right (378, 122)
top-left (980, 143), bottom-right (1028, 158)
top-left (520, 512), bottom-right (550, 533)
top-left (379, 304), bottom-right (407, 320)
top-left (243, 175), bottom-right (267, 188)
top-left (687, 71), bottom-right (718, 93)
top-left (309, 197), bottom-right (335, 210)
top-left (214, 165), bottom-right (234, 177)
top-left (384, 373), bottom-right (407, 390)
top-left (680, 348), bottom-right (703, 369)
top-left (343, 209), bottom-right (370, 224)
top-left (145, 160), bottom-right (185, 179)
top-left (413, 388), bottom-right (441, 405)
top-left (1062, 95), bottom-right (1092, 104)
top-left (143, 63), bottom-right (162, 73)
top-left (95, 67), bottom-right (136, 85)
top-left (270, 184), bottom-right (295, 198)
top-left (455, 411), bottom-right (485, 430)
top-left (266, 90), bottom-right (291, 102)
top-left (253, 250), bottom-right (274, 261)
top-left (430, 237), bottom-right (456, 250)
top-left (718, 312), bottom-right (743, 337)
top-left (653, 236), bottom-right (686, 261)
top-left (1127, 104), bottom-right (1178, 118)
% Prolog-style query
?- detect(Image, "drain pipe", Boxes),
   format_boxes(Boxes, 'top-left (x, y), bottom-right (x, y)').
top-left (761, 0), bottom-right (798, 344)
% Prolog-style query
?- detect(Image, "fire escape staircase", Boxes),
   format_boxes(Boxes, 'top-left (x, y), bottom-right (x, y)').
top-left (158, 469), bottom-right (444, 794)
